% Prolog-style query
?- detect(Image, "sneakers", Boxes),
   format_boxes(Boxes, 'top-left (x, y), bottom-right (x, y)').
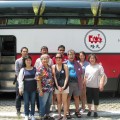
top-left (44, 115), bottom-right (54, 120)
top-left (87, 111), bottom-right (98, 117)
top-left (80, 109), bottom-right (85, 113)
top-left (58, 116), bottom-right (63, 120)
top-left (62, 117), bottom-right (67, 120)
top-left (94, 112), bottom-right (98, 117)
top-left (17, 109), bottom-right (20, 116)
top-left (87, 111), bottom-right (91, 117)
top-left (24, 116), bottom-right (29, 120)
top-left (29, 114), bottom-right (31, 119)
top-left (39, 116), bottom-right (44, 120)
top-left (31, 115), bottom-right (36, 120)
top-left (51, 105), bottom-right (56, 112)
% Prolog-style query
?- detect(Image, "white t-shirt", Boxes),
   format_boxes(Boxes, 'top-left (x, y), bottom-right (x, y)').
top-left (85, 64), bottom-right (105, 88)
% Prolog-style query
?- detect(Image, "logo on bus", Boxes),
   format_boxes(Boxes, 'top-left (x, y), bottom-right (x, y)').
top-left (84, 30), bottom-right (106, 52)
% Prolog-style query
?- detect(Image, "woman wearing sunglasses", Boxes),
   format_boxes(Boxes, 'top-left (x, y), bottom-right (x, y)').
top-left (52, 53), bottom-right (69, 120)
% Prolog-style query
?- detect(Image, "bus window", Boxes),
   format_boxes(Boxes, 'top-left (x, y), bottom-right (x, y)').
top-left (7, 19), bottom-right (34, 25)
top-left (65, 18), bottom-right (95, 25)
top-left (0, 1), bottom-right (35, 25)
top-left (67, 19), bottom-right (80, 25)
top-left (98, 19), bottom-right (120, 26)
top-left (45, 19), bottom-right (66, 25)
top-left (98, 2), bottom-right (120, 26)
top-left (0, 19), bottom-right (7, 25)
top-left (0, 1), bottom-right (120, 27)
top-left (39, 1), bottom-right (93, 25)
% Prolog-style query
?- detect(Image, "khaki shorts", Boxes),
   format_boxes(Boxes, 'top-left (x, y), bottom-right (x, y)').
top-left (55, 87), bottom-right (69, 94)
top-left (69, 83), bottom-right (80, 96)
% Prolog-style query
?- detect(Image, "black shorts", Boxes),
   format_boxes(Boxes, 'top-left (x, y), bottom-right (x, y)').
top-left (86, 87), bottom-right (99, 105)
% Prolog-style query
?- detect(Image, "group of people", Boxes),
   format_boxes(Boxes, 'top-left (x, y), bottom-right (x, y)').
top-left (14, 45), bottom-right (106, 120)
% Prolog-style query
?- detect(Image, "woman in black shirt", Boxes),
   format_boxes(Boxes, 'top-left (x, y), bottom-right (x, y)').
top-left (52, 53), bottom-right (69, 120)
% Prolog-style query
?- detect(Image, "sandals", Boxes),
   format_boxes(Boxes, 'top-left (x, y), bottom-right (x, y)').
top-left (75, 111), bottom-right (81, 118)
top-left (66, 112), bottom-right (71, 119)
top-left (44, 116), bottom-right (55, 120)
top-left (58, 116), bottom-right (63, 120)
top-left (87, 111), bottom-right (91, 117)
top-left (62, 118), bottom-right (67, 120)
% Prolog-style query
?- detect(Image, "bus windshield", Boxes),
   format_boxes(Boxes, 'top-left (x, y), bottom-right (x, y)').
top-left (0, 0), bottom-right (120, 26)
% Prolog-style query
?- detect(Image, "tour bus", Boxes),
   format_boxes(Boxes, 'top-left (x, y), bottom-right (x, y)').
top-left (0, 0), bottom-right (120, 94)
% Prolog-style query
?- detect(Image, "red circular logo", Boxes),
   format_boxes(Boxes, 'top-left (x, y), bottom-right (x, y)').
top-left (84, 30), bottom-right (106, 52)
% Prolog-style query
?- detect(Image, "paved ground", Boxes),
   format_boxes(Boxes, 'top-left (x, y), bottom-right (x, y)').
top-left (0, 93), bottom-right (120, 120)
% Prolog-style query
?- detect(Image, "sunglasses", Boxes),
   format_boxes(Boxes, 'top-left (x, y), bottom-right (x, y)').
top-left (59, 49), bottom-right (65, 51)
top-left (55, 57), bottom-right (62, 59)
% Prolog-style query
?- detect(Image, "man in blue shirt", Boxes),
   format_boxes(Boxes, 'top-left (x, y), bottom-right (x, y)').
top-left (66, 49), bottom-right (83, 119)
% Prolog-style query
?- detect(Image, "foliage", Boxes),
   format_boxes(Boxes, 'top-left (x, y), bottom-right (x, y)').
top-left (7, 19), bottom-right (34, 25)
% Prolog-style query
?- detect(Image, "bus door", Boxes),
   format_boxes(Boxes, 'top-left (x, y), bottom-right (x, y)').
top-left (0, 36), bottom-right (16, 92)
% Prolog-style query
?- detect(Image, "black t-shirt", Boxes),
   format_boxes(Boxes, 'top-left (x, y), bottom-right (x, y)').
top-left (55, 64), bottom-right (68, 90)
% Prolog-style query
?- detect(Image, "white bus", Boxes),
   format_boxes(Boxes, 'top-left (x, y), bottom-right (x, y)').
top-left (0, 0), bottom-right (120, 94)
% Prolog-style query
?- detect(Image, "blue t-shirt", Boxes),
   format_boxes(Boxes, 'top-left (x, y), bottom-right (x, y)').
top-left (67, 61), bottom-right (78, 83)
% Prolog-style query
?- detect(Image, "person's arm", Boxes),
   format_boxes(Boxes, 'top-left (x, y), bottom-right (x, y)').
top-left (52, 65), bottom-right (59, 88)
top-left (62, 64), bottom-right (69, 90)
top-left (99, 66), bottom-right (105, 91)
top-left (18, 68), bottom-right (24, 96)
top-left (15, 60), bottom-right (19, 76)
top-left (37, 79), bottom-right (43, 96)
top-left (13, 75), bottom-right (17, 85)
top-left (83, 69), bottom-right (88, 87)
top-left (83, 75), bottom-right (86, 87)
top-left (13, 60), bottom-right (19, 84)
top-left (36, 68), bottom-right (44, 96)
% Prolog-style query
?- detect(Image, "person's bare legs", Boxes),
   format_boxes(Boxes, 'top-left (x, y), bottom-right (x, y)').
top-left (80, 87), bottom-right (86, 111)
top-left (88, 104), bottom-right (92, 112)
top-left (56, 94), bottom-right (62, 118)
top-left (52, 93), bottom-right (56, 111)
top-left (62, 93), bottom-right (68, 119)
top-left (67, 95), bottom-right (71, 113)
top-left (87, 103), bottom-right (92, 116)
top-left (94, 105), bottom-right (98, 112)
top-left (74, 96), bottom-right (80, 112)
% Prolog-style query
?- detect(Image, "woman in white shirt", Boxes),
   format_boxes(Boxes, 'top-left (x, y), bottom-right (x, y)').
top-left (84, 53), bottom-right (105, 118)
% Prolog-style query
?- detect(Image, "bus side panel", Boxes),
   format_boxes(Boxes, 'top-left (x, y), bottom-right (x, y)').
top-left (1, 28), bottom-right (120, 93)
top-left (16, 53), bottom-right (120, 92)
top-left (96, 54), bottom-right (120, 92)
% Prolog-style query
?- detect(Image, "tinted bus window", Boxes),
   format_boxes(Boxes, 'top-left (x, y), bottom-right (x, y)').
top-left (0, 1), bottom-right (120, 26)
